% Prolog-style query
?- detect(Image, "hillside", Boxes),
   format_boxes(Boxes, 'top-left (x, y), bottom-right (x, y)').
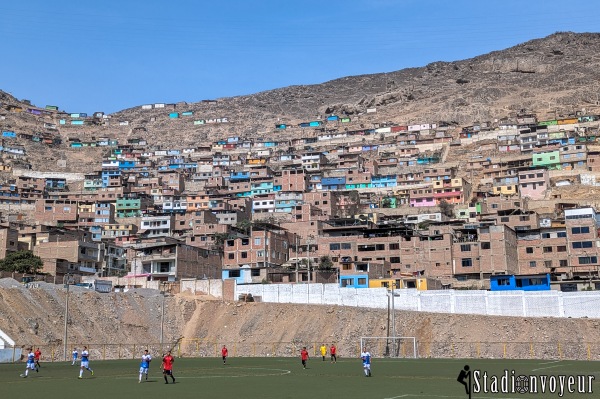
top-left (2, 279), bottom-right (600, 361)
top-left (2, 32), bottom-right (600, 172)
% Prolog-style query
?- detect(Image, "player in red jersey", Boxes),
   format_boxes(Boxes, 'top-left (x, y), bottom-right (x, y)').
top-left (34, 348), bottom-right (42, 371)
top-left (161, 351), bottom-right (176, 384)
top-left (330, 344), bottom-right (337, 363)
top-left (300, 347), bottom-right (309, 369)
top-left (221, 345), bottom-right (228, 364)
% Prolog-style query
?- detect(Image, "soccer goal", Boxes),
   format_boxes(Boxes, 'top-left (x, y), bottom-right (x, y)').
top-left (359, 336), bottom-right (418, 358)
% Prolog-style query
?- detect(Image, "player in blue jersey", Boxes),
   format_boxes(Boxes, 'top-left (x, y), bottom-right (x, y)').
top-left (78, 346), bottom-right (94, 379)
top-left (22, 348), bottom-right (36, 377)
top-left (138, 349), bottom-right (152, 383)
top-left (361, 347), bottom-right (372, 377)
top-left (72, 347), bottom-right (79, 365)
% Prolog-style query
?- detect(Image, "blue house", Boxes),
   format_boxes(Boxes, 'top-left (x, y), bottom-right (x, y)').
top-left (230, 171), bottom-right (250, 181)
top-left (321, 177), bottom-right (346, 191)
top-left (251, 181), bottom-right (274, 195)
top-left (490, 274), bottom-right (551, 291)
top-left (119, 160), bottom-right (136, 170)
top-left (340, 275), bottom-right (369, 288)
top-left (222, 269), bottom-right (251, 284)
top-left (371, 175), bottom-right (397, 188)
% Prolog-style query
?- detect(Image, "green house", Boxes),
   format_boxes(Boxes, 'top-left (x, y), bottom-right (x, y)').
top-left (532, 150), bottom-right (561, 170)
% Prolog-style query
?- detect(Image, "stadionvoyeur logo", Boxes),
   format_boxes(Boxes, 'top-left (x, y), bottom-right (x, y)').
top-left (456, 365), bottom-right (595, 397)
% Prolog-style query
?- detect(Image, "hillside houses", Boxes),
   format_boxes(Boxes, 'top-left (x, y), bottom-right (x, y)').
top-left (3, 102), bottom-right (600, 290)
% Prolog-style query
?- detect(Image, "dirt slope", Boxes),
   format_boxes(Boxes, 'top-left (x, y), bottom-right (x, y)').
top-left (1, 279), bottom-right (599, 360)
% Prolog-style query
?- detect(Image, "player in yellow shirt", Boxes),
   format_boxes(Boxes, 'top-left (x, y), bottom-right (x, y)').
top-left (319, 344), bottom-right (327, 361)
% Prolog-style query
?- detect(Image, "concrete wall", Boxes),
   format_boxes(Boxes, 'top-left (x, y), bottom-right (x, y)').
top-left (180, 278), bottom-right (223, 298)
top-left (12, 169), bottom-right (85, 182)
top-left (0, 348), bottom-right (21, 363)
top-left (235, 283), bottom-right (600, 318)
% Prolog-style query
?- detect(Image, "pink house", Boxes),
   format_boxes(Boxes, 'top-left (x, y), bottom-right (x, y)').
top-left (410, 187), bottom-right (436, 207)
top-left (518, 169), bottom-right (549, 200)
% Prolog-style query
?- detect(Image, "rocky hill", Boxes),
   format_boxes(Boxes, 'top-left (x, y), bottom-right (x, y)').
top-left (2, 279), bottom-right (600, 361)
top-left (2, 32), bottom-right (600, 172)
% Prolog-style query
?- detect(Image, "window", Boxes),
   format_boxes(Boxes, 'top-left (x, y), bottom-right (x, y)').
top-left (241, 252), bottom-right (248, 259)
top-left (254, 238), bottom-right (261, 245)
top-left (559, 260), bottom-right (568, 267)
top-left (389, 243), bottom-right (400, 250)
top-left (557, 231), bottom-right (567, 238)
top-left (572, 241), bottom-right (593, 249)
top-left (341, 243), bottom-right (352, 250)
top-left (571, 226), bottom-right (590, 234)
top-left (543, 247), bottom-right (553, 253)
top-left (481, 242), bottom-right (490, 249)
top-left (357, 278), bottom-right (367, 286)
top-left (329, 243), bottom-right (340, 251)
top-left (500, 217), bottom-right (509, 222)
top-left (497, 278), bottom-right (510, 286)
top-left (390, 257), bottom-right (400, 263)
top-left (544, 260), bottom-right (552, 268)
top-left (461, 258), bottom-right (472, 267)
top-left (257, 250), bottom-right (265, 257)
top-left (557, 246), bottom-right (567, 252)
top-left (376, 244), bottom-right (385, 250)
top-left (228, 270), bottom-right (241, 278)
top-left (579, 256), bottom-right (598, 265)
top-left (460, 244), bottom-right (471, 252)
top-left (526, 247), bottom-right (534, 254)
top-left (227, 253), bottom-right (234, 260)
top-left (226, 240), bottom-right (235, 247)
top-left (251, 269), bottom-right (261, 277)
top-left (529, 261), bottom-right (536, 267)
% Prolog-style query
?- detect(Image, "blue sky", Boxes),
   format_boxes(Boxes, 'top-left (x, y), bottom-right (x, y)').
top-left (1, 0), bottom-right (599, 114)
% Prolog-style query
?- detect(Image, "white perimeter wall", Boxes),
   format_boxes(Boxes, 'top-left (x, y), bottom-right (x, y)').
top-left (235, 284), bottom-right (600, 318)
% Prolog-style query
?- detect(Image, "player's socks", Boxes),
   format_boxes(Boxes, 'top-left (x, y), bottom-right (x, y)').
top-left (79, 370), bottom-right (83, 378)
top-left (25, 370), bottom-right (29, 376)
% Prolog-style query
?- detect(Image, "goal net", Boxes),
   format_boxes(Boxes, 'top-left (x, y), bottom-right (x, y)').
top-left (359, 336), bottom-right (418, 358)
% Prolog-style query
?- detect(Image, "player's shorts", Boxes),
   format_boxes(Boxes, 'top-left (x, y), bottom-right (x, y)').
top-left (163, 369), bottom-right (173, 375)
top-left (27, 362), bottom-right (36, 370)
top-left (140, 366), bottom-right (149, 374)
top-left (363, 363), bottom-right (371, 369)
top-left (81, 360), bottom-right (90, 368)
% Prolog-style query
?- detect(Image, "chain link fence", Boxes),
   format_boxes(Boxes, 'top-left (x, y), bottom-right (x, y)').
top-left (6, 340), bottom-right (600, 362)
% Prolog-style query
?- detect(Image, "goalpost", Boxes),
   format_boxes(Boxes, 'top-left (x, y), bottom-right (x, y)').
top-left (360, 336), bottom-right (418, 359)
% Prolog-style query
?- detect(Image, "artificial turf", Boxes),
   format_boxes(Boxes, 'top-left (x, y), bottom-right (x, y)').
top-left (2, 357), bottom-right (599, 398)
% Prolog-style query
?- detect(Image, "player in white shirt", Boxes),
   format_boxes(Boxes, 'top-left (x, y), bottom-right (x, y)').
top-left (361, 347), bottom-right (372, 377)
top-left (22, 348), bottom-right (36, 377)
top-left (78, 346), bottom-right (94, 379)
top-left (139, 349), bottom-right (152, 383)
top-left (72, 347), bottom-right (79, 365)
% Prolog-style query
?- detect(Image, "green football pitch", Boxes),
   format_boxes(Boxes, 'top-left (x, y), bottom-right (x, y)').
top-left (2, 357), bottom-right (599, 398)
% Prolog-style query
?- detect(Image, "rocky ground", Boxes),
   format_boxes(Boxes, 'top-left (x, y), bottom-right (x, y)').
top-left (1, 278), bottom-right (600, 361)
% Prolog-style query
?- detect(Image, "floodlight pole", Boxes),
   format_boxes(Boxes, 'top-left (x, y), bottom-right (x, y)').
top-left (160, 282), bottom-right (165, 350)
top-left (63, 273), bottom-right (71, 361)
